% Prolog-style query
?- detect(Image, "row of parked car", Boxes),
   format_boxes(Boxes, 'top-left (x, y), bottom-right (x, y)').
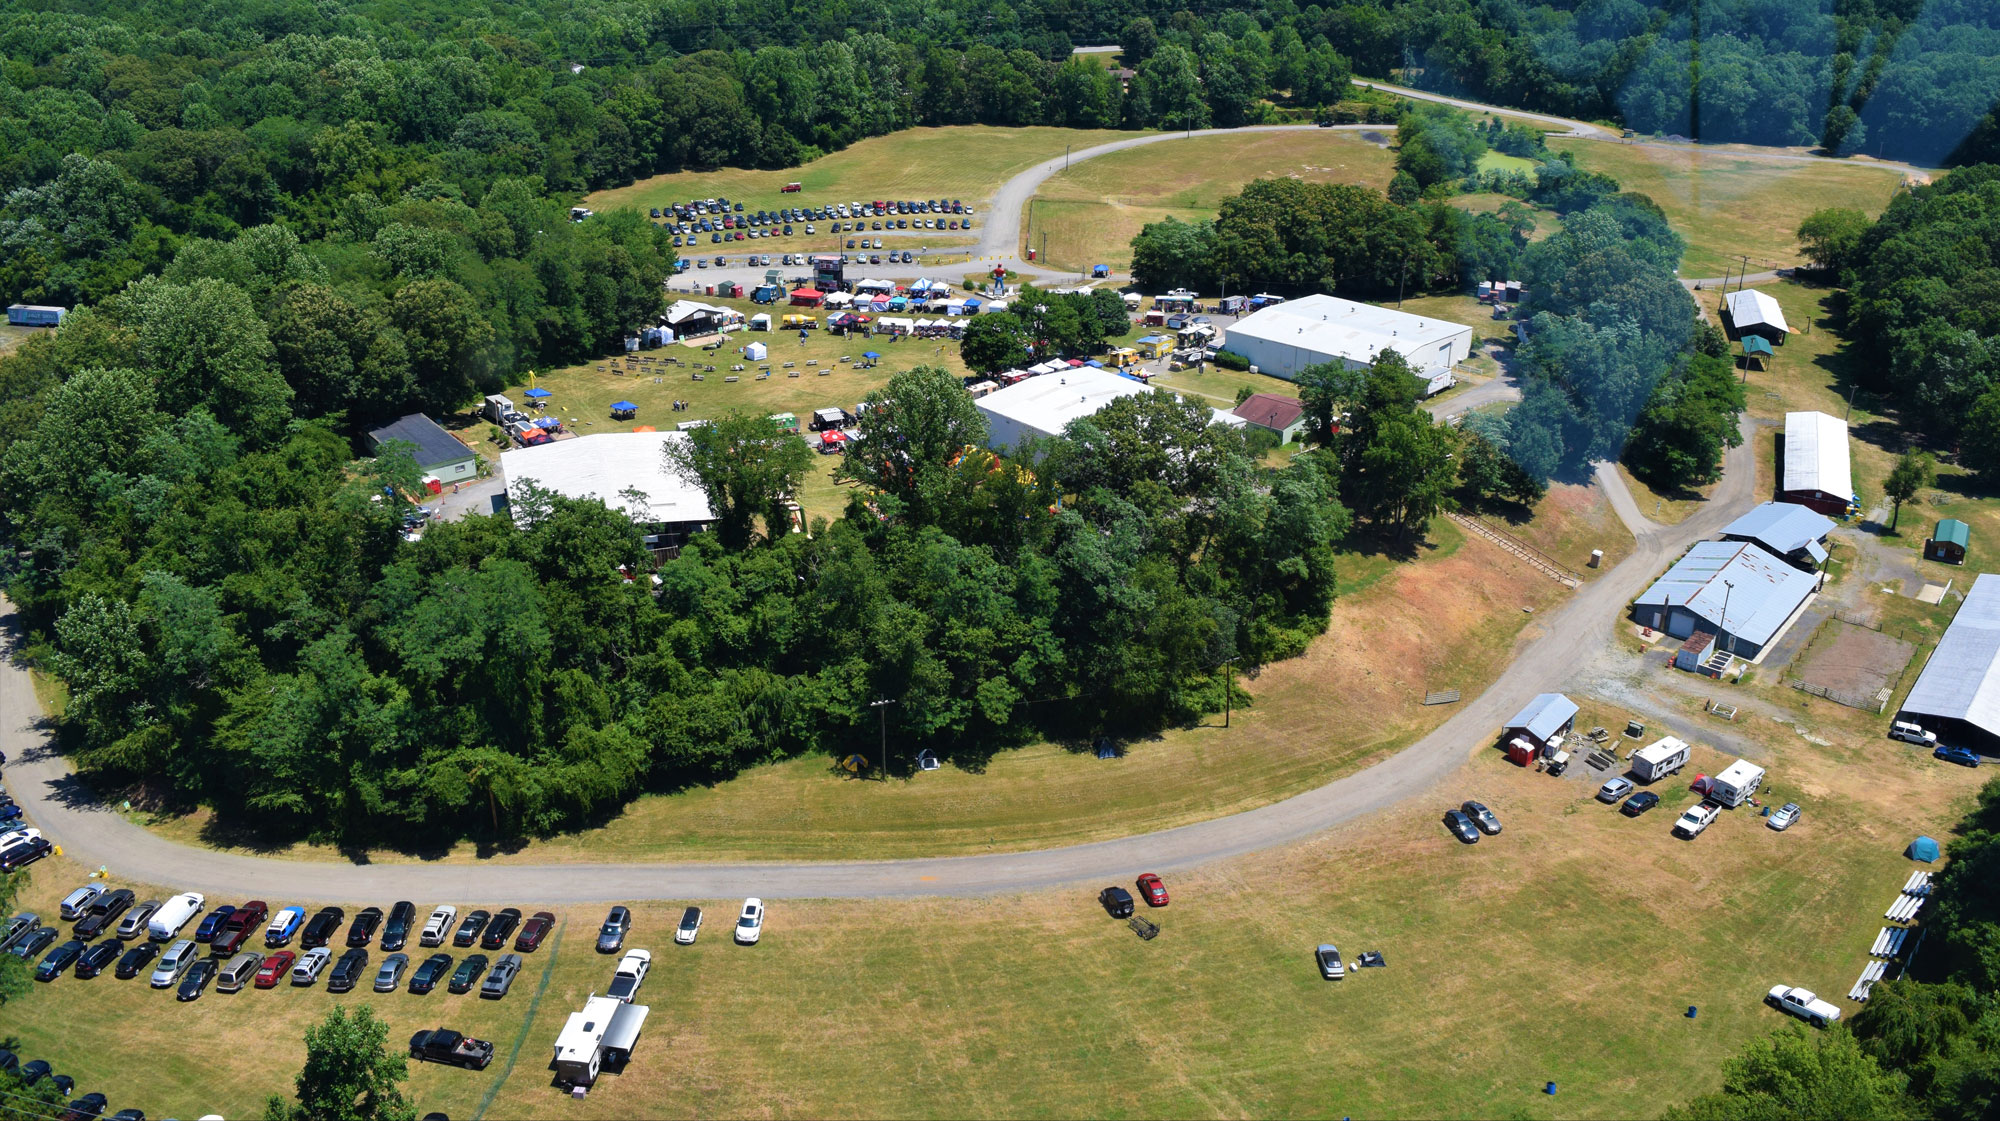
top-left (1592, 776), bottom-right (1803, 838)
top-left (0, 1048), bottom-right (132, 1120)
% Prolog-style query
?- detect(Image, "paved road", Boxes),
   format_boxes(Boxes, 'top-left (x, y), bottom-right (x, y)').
top-left (0, 417), bottom-right (1755, 902)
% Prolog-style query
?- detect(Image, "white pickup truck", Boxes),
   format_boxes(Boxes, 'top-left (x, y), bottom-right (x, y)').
top-left (1766, 985), bottom-right (1842, 1027)
top-left (1673, 802), bottom-right (1720, 839)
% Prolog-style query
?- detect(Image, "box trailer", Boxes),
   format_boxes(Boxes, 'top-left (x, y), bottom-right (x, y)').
top-left (1630, 736), bottom-right (1691, 783)
top-left (552, 995), bottom-right (649, 1087)
top-left (6, 304), bottom-right (66, 327)
top-left (1708, 759), bottom-right (1766, 808)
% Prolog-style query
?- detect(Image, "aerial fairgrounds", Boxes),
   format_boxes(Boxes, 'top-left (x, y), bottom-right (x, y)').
top-left (0, 110), bottom-right (1986, 1121)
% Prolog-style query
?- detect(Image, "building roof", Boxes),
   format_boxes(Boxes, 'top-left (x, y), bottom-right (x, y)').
top-left (1234, 393), bottom-right (1305, 431)
top-left (1720, 502), bottom-right (1836, 555)
top-left (1903, 574), bottom-right (2000, 729)
top-left (1726, 288), bottom-right (1790, 335)
top-left (1741, 335), bottom-right (1774, 356)
top-left (1935, 519), bottom-right (1971, 548)
top-left (974, 367), bottom-right (1155, 444)
top-left (1223, 293), bottom-right (1470, 366)
top-left (1503, 693), bottom-right (1578, 741)
top-left (1633, 540), bottom-right (1819, 647)
top-left (365, 413), bottom-right (475, 471)
top-left (1782, 411), bottom-right (1853, 502)
top-left (502, 431), bottom-right (716, 524)
top-left (664, 299), bottom-right (730, 326)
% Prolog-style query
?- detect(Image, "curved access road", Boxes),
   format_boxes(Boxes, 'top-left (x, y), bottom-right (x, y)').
top-left (0, 418), bottom-right (1756, 902)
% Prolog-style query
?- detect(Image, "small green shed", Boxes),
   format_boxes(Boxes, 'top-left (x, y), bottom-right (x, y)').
top-left (1927, 519), bottom-right (1970, 565)
top-left (1740, 335), bottom-right (1773, 371)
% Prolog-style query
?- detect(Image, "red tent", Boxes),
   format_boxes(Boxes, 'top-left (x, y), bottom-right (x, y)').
top-left (790, 288), bottom-right (825, 307)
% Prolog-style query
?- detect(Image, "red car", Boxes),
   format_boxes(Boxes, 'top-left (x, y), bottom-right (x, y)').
top-left (514, 911), bottom-right (556, 952)
top-left (254, 950), bottom-right (296, 989)
top-left (1136, 873), bottom-right (1169, 907)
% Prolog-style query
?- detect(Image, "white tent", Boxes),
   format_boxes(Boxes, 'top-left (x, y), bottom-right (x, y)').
top-left (748, 313), bottom-right (771, 331)
top-left (744, 341), bottom-right (768, 361)
top-left (987, 299), bottom-right (1011, 313)
top-left (824, 291), bottom-right (853, 307)
top-left (855, 278), bottom-right (894, 294)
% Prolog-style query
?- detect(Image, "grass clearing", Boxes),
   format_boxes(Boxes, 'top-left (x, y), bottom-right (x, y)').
top-left (1555, 140), bottom-right (1909, 279)
top-left (141, 492), bottom-right (1619, 865)
top-left (0, 324), bottom-right (38, 355)
top-left (1476, 149), bottom-right (1537, 175)
top-left (15, 706), bottom-right (1981, 1120)
top-left (1027, 130), bottom-right (1398, 272)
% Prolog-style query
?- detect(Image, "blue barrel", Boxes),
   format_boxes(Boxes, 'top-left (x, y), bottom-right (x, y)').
top-left (1545, 1082), bottom-right (1558, 1096)
top-left (1688, 1005), bottom-right (1699, 1018)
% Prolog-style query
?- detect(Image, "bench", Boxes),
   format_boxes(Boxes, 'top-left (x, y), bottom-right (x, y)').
top-left (818, 369), bottom-right (830, 376)
top-left (691, 373), bottom-right (705, 381)
top-left (725, 375), bottom-right (739, 382)
top-left (756, 372), bottom-right (770, 380)
top-left (788, 371), bottom-right (800, 378)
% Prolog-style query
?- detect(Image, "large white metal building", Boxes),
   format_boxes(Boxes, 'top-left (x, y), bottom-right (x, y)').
top-left (1900, 573), bottom-right (2000, 752)
top-left (1780, 410), bottom-right (1855, 516)
top-left (503, 431), bottom-right (714, 536)
top-left (975, 367), bottom-right (1155, 452)
top-left (1220, 294), bottom-right (1473, 379)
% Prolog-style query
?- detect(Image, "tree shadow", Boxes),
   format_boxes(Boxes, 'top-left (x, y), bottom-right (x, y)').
top-left (1339, 525), bottom-right (1440, 563)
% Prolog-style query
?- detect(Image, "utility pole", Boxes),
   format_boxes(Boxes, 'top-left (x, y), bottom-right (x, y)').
top-left (1397, 256), bottom-right (1409, 307)
top-left (1845, 380), bottom-right (1859, 421)
top-left (1065, 143), bottom-right (1071, 170)
top-left (1738, 255), bottom-right (1751, 291)
top-left (870, 697), bottom-right (897, 777)
top-left (1720, 579), bottom-right (1735, 656)
top-left (1219, 656), bottom-right (1242, 728)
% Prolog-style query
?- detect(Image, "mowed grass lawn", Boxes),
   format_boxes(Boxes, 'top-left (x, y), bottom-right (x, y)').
top-left (145, 485), bottom-right (1623, 865)
top-left (586, 124), bottom-right (1143, 222)
top-left (1028, 130), bottom-right (1398, 273)
top-left (1556, 139), bottom-right (1908, 279)
top-left (15, 716), bottom-right (1982, 1120)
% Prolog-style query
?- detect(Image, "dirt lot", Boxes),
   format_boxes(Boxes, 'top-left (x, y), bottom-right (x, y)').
top-left (1787, 619), bottom-right (1918, 711)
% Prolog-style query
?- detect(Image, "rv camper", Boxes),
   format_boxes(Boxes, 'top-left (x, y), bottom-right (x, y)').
top-left (1630, 737), bottom-right (1691, 783)
top-left (1707, 759), bottom-right (1766, 808)
top-left (551, 994), bottom-right (649, 1087)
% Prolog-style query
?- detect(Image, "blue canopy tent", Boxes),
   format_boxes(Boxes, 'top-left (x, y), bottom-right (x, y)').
top-left (610, 400), bottom-right (638, 419)
top-left (863, 351), bottom-right (880, 358)
top-left (1085, 359), bottom-right (1105, 368)
top-left (1909, 836), bottom-right (1941, 862)
top-left (523, 387), bottom-right (552, 400)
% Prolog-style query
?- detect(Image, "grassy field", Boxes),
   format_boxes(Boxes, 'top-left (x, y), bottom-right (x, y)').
top-left (1556, 140), bottom-right (1909, 279)
top-left (1026, 130), bottom-right (1399, 272)
top-left (144, 481), bottom-right (1629, 865)
top-left (1476, 149), bottom-right (1538, 175)
top-left (13, 706), bottom-right (1982, 1120)
top-left (584, 125), bottom-right (1143, 258)
top-left (0, 324), bottom-right (37, 355)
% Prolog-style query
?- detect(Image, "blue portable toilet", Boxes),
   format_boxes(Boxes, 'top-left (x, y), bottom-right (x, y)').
top-left (1908, 836), bottom-right (1941, 862)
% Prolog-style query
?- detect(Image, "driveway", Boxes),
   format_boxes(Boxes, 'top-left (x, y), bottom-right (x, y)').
top-left (0, 418), bottom-right (1756, 901)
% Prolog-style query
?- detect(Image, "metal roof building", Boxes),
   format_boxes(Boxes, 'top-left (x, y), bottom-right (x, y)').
top-left (1724, 288), bottom-right (1790, 341)
top-left (503, 431), bottom-right (715, 529)
top-left (364, 413), bottom-right (478, 483)
top-left (1781, 411), bottom-right (1854, 515)
top-left (1720, 501), bottom-right (1835, 569)
top-left (1220, 294), bottom-right (1473, 379)
top-left (1503, 693), bottom-right (1578, 745)
top-left (1900, 573), bottom-right (2000, 749)
top-left (1631, 540), bottom-right (1822, 660)
top-left (974, 367), bottom-right (1155, 452)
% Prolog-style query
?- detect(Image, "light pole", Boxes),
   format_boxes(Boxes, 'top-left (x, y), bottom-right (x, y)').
top-left (870, 697), bottom-right (897, 777)
top-left (1720, 579), bottom-right (1735, 655)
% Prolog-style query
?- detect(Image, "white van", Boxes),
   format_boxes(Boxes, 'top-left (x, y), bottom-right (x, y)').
top-left (1631, 737), bottom-right (1692, 783)
top-left (148, 891), bottom-right (206, 942)
top-left (1890, 721), bottom-right (1938, 746)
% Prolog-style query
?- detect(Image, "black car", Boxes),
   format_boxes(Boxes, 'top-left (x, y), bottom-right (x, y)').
top-left (1, 837), bottom-right (52, 871)
top-left (452, 910), bottom-right (490, 948)
top-left (300, 907), bottom-right (345, 949)
top-left (382, 902), bottom-right (416, 951)
top-left (346, 907), bottom-right (384, 948)
top-left (1443, 809), bottom-right (1481, 843)
top-left (73, 939), bottom-right (124, 979)
top-left (72, 890), bottom-right (134, 939)
top-left (35, 939), bottom-right (86, 982)
top-left (408, 952), bottom-right (453, 994)
top-left (1621, 791), bottom-right (1663, 816)
top-left (10, 926), bottom-right (56, 960)
top-left (327, 947), bottom-right (370, 993)
top-left (1099, 886), bottom-right (1135, 918)
top-left (448, 953), bottom-right (489, 993)
top-left (114, 941), bottom-right (158, 979)
top-left (110, 1109), bottom-right (145, 1121)
top-left (176, 958), bottom-right (217, 1001)
top-left (480, 909), bottom-right (521, 951)
top-left (63, 1094), bottom-right (109, 1121)
top-left (0, 1048), bottom-right (15, 1075)
top-left (18, 1060), bottom-right (51, 1085)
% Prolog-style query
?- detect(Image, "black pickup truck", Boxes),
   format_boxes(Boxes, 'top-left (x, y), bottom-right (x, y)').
top-left (409, 1028), bottom-right (495, 1070)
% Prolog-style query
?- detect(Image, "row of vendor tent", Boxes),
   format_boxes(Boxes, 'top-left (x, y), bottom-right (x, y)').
top-left (993, 358), bottom-right (1113, 386)
top-left (872, 316), bottom-right (971, 337)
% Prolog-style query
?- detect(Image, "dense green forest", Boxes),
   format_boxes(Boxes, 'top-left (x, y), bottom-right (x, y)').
top-left (1669, 776), bottom-right (2000, 1121)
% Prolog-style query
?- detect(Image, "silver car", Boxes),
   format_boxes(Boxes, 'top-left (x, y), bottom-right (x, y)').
top-left (596, 906), bottom-right (631, 953)
top-left (1596, 777), bottom-right (1635, 803)
top-left (374, 952), bottom-right (410, 992)
top-left (1767, 802), bottom-right (1801, 831)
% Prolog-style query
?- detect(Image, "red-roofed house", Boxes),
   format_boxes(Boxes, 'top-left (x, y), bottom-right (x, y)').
top-left (1233, 393), bottom-right (1306, 444)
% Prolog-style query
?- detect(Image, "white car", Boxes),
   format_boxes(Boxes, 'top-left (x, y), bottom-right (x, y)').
top-left (150, 939), bottom-right (198, 988)
top-left (59, 884), bottom-right (105, 921)
top-left (0, 828), bottom-right (41, 851)
top-left (735, 898), bottom-right (764, 945)
top-left (1673, 802), bottom-right (1721, 839)
top-left (1890, 721), bottom-right (1937, 746)
top-left (1766, 985), bottom-right (1841, 1027)
top-left (674, 906), bottom-right (703, 945)
top-left (419, 905), bottom-right (457, 947)
top-left (291, 945), bottom-right (332, 986)
top-left (608, 949), bottom-right (651, 1003)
